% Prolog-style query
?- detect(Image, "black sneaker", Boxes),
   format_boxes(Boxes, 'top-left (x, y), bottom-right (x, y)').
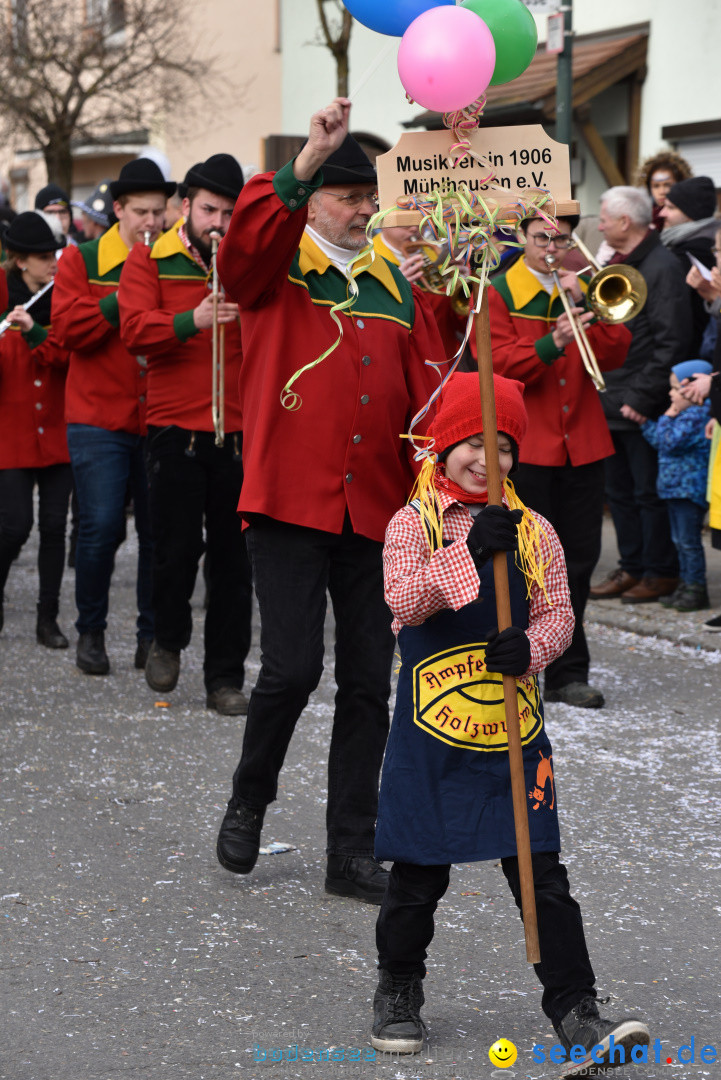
top-left (703, 612), bottom-right (721, 631)
top-left (555, 996), bottom-right (650, 1077)
top-left (672, 583), bottom-right (710, 612)
top-left (371, 969), bottom-right (425, 1054)
top-left (216, 803), bottom-right (265, 874)
top-left (544, 682), bottom-right (604, 709)
top-left (325, 855), bottom-right (389, 905)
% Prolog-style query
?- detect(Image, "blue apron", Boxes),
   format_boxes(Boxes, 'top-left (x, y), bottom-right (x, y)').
top-left (375, 550), bottom-right (560, 865)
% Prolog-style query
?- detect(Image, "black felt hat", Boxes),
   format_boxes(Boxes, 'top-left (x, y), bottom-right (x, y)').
top-left (35, 183), bottom-right (70, 210)
top-left (110, 158), bottom-right (177, 200)
top-left (666, 176), bottom-right (717, 221)
top-left (317, 134), bottom-right (376, 186)
top-left (177, 163), bottom-right (202, 201)
top-left (72, 179), bottom-right (114, 227)
top-left (182, 154), bottom-right (245, 201)
top-left (1, 211), bottom-right (66, 253)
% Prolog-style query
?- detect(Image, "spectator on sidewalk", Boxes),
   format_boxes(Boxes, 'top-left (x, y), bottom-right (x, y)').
top-left (642, 360), bottom-right (712, 612)
top-left (589, 186), bottom-right (692, 605)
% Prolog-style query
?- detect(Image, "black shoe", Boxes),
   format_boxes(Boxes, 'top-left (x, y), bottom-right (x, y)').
top-left (216, 803), bottom-right (265, 874)
top-left (371, 969), bottom-right (425, 1054)
top-left (672, 583), bottom-right (710, 612)
top-left (544, 682), bottom-right (604, 709)
top-left (134, 638), bottom-right (152, 670)
top-left (325, 855), bottom-right (389, 905)
top-left (659, 582), bottom-right (686, 608)
top-left (145, 641), bottom-right (180, 692)
top-left (76, 629), bottom-right (110, 675)
top-left (703, 612), bottom-right (721, 631)
top-left (36, 617), bottom-right (69, 649)
top-left (206, 687), bottom-right (248, 715)
top-left (555, 996), bottom-right (650, 1077)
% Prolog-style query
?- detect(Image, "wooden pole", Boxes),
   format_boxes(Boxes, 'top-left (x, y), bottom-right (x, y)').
top-left (474, 289), bottom-right (541, 965)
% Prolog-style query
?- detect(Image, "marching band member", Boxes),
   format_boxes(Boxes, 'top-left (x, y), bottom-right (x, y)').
top-left (118, 155), bottom-right (251, 717)
top-left (213, 98), bottom-right (444, 904)
top-left (488, 214), bottom-right (630, 709)
top-left (52, 159), bottom-right (176, 675)
top-left (0, 213), bottom-right (72, 646)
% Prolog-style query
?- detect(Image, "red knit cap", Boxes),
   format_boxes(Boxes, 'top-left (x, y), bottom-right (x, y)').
top-left (428, 372), bottom-right (527, 457)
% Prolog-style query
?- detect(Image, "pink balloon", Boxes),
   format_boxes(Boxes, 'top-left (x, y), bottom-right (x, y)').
top-left (398, 6), bottom-right (496, 112)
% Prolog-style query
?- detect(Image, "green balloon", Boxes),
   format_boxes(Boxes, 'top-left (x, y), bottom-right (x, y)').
top-left (461, 0), bottom-right (538, 86)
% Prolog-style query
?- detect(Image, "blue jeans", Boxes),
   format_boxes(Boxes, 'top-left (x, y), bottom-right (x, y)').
top-left (666, 498), bottom-right (707, 586)
top-left (67, 424), bottom-right (153, 639)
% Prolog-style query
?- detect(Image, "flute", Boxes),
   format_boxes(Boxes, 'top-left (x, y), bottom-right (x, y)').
top-left (0, 279), bottom-right (55, 338)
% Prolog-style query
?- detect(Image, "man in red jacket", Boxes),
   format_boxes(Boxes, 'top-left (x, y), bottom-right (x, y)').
top-left (213, 98), bottom-right (444, 904)
top-left (489, 214), bottom-right (631, 709)
top-left (119, 154), bottom-right (251, 717)
top-left (52, 159), bottom-right (176, 676)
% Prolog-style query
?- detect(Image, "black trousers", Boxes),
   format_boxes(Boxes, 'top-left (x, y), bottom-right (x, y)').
top-left (603, 429), bottom-right (679, 579)
top-left (512, 459), bottom-right (605, 691)
top-left (0, 465), bottom-right (73, 611)
top-left (376, 854), bottom-right (596, 1027)
top-left (230, 514), bottom-right (395, 855)
top-left (146, 426), bottom-right (252, 693)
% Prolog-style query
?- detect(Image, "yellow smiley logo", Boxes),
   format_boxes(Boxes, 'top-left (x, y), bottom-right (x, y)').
top-left (489, 1038), bottom-right (518, 1068)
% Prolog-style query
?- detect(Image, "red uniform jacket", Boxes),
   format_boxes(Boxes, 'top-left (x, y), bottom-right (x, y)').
top-left (217, 162), bottom-right (444, 543)
top-left (489, 258), bottom-right (631, 467)
top-left (118, 221), bottom-right (243, 432)
top-left (0, 318), bottom-right (69, 469)
top-left (52, 225), bottom-right (148, 434)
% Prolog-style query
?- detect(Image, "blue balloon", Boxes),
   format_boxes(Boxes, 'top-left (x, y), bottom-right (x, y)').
top-left (343, 0), bottom-right (455, 38)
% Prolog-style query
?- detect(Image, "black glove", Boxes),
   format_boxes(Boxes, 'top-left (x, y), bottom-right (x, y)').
top-left (466, 506), bottom-right (523, 567)
top-left (485, 626), bottom-right (531, 676)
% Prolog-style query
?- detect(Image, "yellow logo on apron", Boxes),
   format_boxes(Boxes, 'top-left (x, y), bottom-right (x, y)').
top-left (412, 643), bottom-right (543, 751)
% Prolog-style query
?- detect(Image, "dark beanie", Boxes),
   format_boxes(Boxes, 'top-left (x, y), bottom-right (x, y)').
top-left (313, 135), bottom-right (377, 186)
top-left (182, 154), bottom-right (244, 201)
top-left (35, 183), bottom-right (70, 210)
top-left (1, 211), bottom-right (66, 253)
top-left (666, 176), bottom-right (717, 221)
top-left (110, 158), bottom-right (177, 200)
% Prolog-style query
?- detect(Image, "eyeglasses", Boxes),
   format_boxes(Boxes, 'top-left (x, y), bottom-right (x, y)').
top-left (527, 232), bottom-right (574, 250)
top-left (318, 190), bottom-right (379, 210)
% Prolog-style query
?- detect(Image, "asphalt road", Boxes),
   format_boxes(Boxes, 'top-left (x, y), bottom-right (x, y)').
top-left (1, 521), bottom-right (720, 1080)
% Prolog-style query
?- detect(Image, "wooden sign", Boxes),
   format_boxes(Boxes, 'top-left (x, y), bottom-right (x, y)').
top-left (376, 125), bottom-right (579, 225)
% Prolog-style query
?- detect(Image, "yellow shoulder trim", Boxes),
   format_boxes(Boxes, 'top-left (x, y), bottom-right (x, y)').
top-left (372, 234), bottom-right (401, 267)
top-left (299, 231), bottom-right (402, 304)
top-left (97, 223), bottom-right (129, 277)
top-left (506, 255), bottom-right (588, 310)
top-left (151, 218), bottom-right (194, 262)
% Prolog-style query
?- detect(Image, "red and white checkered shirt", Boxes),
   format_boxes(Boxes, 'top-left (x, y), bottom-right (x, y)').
top-left (383, 487), bottom-right (574, 675)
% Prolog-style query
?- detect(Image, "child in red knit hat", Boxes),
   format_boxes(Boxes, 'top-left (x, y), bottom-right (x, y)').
top-left (370, 372), bottom-right (649, 1075)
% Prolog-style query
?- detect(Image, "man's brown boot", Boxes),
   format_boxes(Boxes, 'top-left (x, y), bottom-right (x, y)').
top-left (589, 569), bottom-right (639, 599)
top-left (620, 576), bottom-right (679, 604)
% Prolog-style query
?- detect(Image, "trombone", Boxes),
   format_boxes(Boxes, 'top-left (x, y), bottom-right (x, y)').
top-left (545, 233), bottom-right (647, 392)
top-left (210, 231), bottom-right (225, 447)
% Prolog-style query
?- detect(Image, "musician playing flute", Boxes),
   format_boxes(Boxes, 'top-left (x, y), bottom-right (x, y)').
top-left (0, 212), bottom-right (71, 647)
top-left (118, 154), bottom-right (251, 718)
top-left (52, 159), bottom-right (175, 676)
top-left (214, 98), bottom-right (444, 905)
top-left (488, 214), bottom-right (631, 710)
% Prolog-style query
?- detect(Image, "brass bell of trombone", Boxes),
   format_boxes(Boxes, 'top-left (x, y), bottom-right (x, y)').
top-left (585, 264), bottom-right (648, 325)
